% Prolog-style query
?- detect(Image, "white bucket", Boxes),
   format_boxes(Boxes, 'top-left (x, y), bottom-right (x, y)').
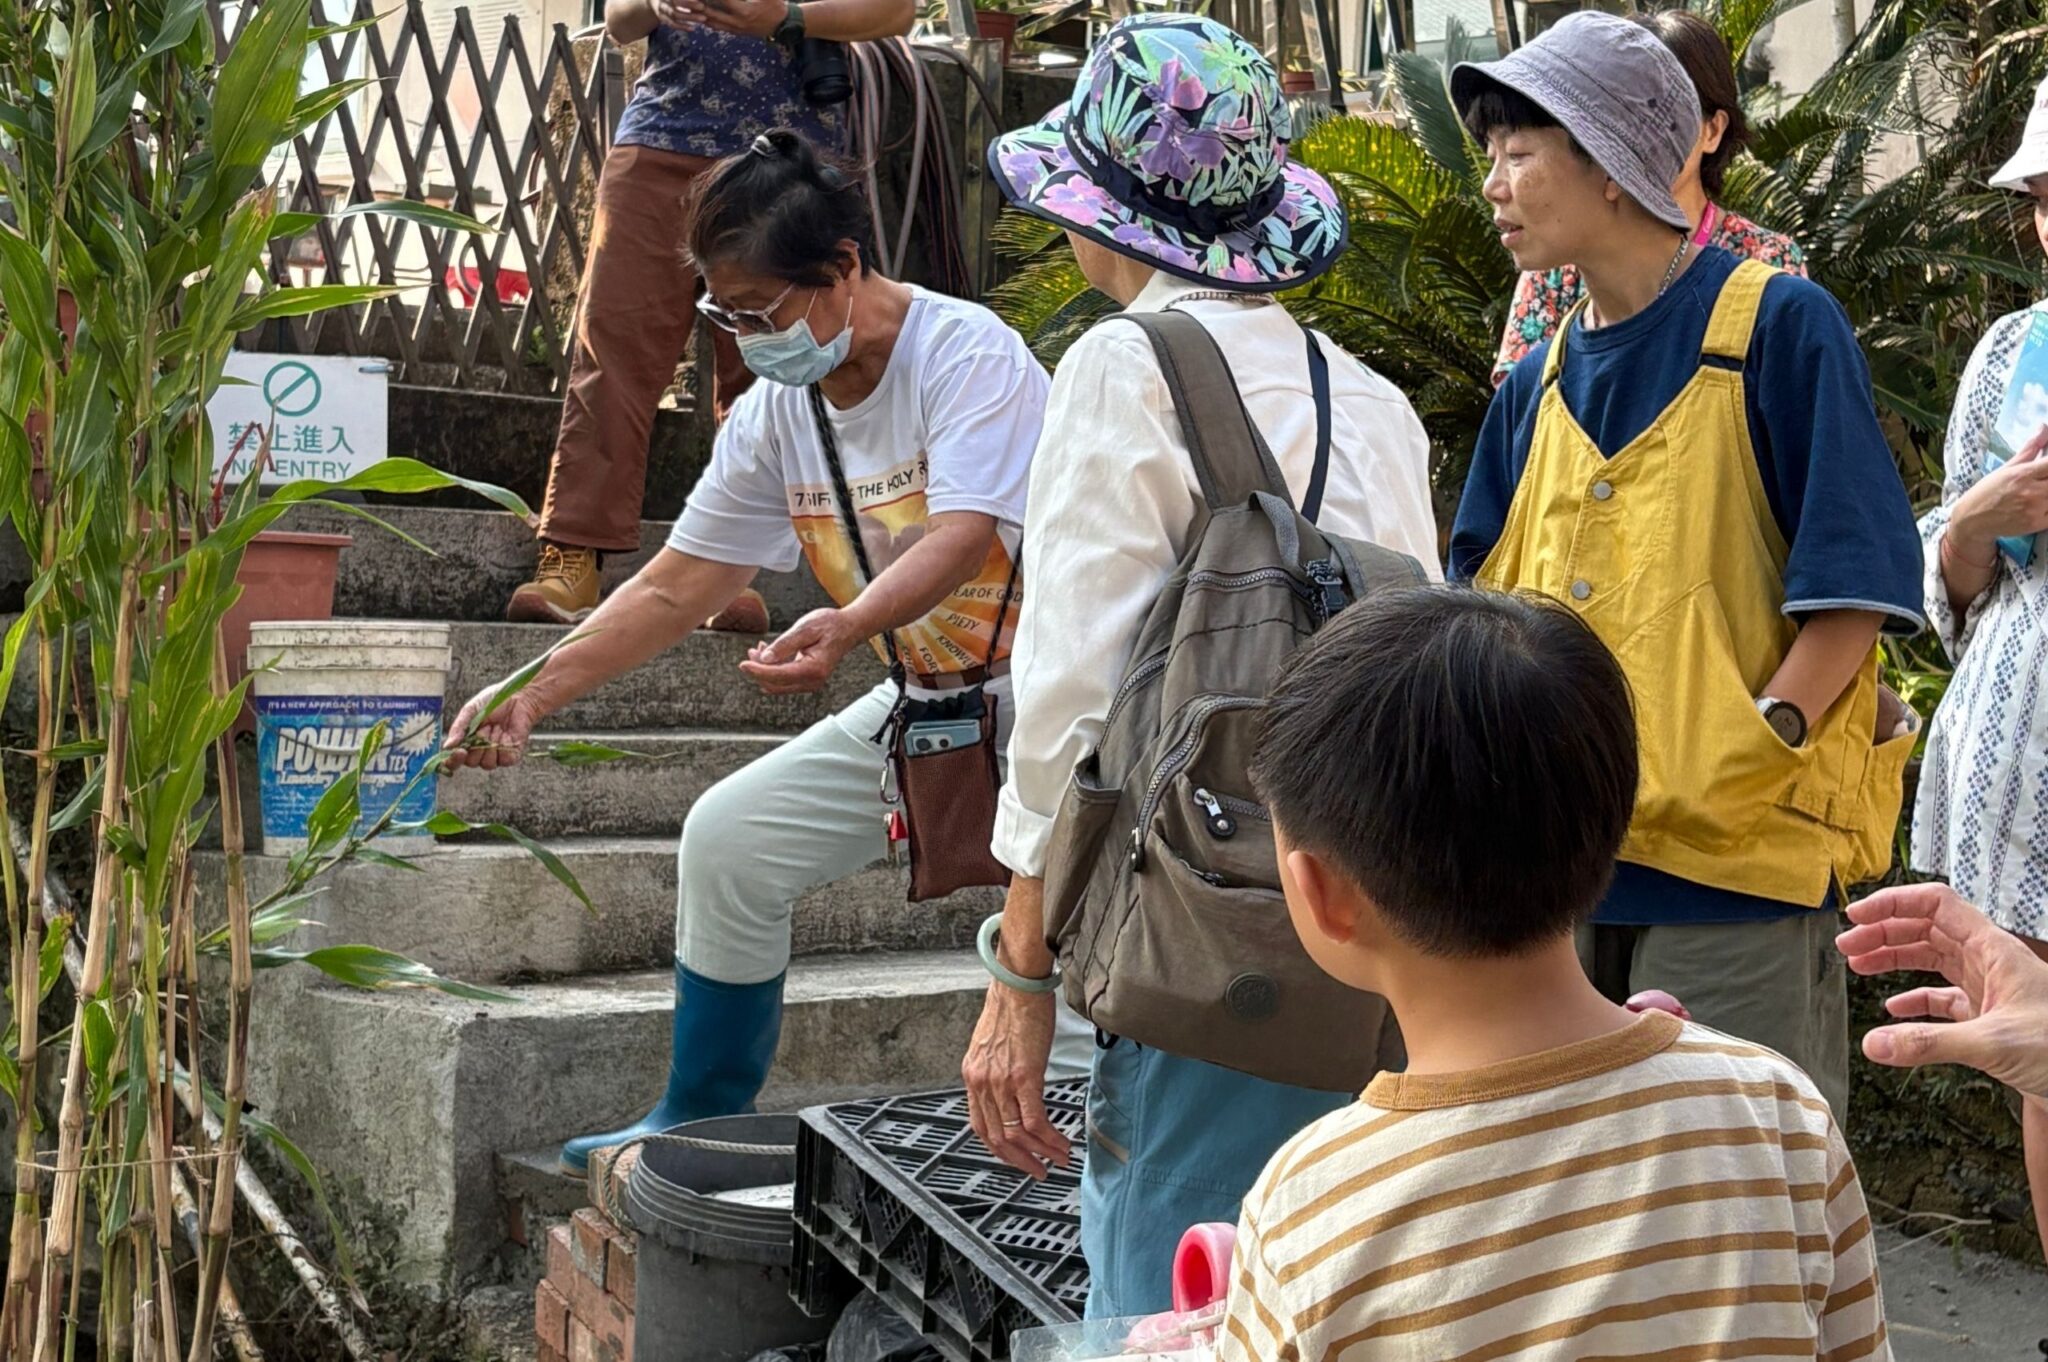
top-left (247, 621), bottom-right (453, 858)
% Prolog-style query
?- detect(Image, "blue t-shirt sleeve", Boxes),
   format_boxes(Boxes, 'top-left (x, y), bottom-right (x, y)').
top-left (1745, 277), bottom-right (1927, 633)
top-left (1450, 352), bottom-right (1542, 581)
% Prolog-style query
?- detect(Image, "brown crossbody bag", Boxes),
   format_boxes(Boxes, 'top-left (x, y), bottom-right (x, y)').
top-left (808, 386), bottom-right (1016, 902)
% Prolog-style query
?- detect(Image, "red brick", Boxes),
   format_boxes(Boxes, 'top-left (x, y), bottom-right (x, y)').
top-left (546, 1224), bottom-right (574, 1292)
top-left (504, 1197), bottom-right (529, 1248)
top-left (538, 1346), bottom-right (567, 1362)
top-left (605, 1233), bottom-right (637, 1312)
top-left (534, 1279), bottom-right (570, 1354)
top-left (588, 1289), bottom-right (634, 1362)
top-left (567, 1318), bottom-right (597, 1362)
top-left (570, 1207), bottom-right (614, 1288)
top-left (569, 1254), bottom-right (606, 1333)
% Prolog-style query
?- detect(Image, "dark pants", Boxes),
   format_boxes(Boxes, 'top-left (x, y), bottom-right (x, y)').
top-left (1579, 911), bottom-right (1850, 1116)
top-left (536, 143), bottom-right (752, 551)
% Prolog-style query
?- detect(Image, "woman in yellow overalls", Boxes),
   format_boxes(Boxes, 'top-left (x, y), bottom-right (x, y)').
top-left (1446, 12), bottom-right (1924, 1114)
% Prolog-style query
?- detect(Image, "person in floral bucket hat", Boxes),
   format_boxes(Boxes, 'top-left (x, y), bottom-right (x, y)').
top-left (988, 14), bottom-right (1347, 289)
top-left (963, 13), bottom-right (1440, 1319)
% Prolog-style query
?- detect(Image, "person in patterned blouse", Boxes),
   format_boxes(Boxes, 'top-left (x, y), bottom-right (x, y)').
top-left (507, 0), bottom-right (914, 624)
top-left (1910, 71), bottom-right (2048, 1263)
top-left (1491, 11), bottom-right (1804, 385)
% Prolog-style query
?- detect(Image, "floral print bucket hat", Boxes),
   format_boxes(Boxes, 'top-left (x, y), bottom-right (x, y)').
top-left (988, 14), bottom-right (1346, 292)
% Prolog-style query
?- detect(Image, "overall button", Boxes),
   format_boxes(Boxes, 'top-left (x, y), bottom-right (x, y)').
top-left (1592, 480), bottom-right (1614, 501)
top-left (1570, 580), bottom-right (1593, 601)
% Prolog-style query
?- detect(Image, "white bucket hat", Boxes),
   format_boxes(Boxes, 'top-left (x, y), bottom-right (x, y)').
top-left (1990, 73), bottom-right (2048, 192)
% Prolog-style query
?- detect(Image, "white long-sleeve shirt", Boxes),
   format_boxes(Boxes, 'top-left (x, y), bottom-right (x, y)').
top-left (992, 273), bottom-right (1442, 878)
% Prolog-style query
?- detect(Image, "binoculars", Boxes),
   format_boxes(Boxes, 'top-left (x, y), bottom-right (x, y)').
top-left (782, 32), bottom-right (851, 106)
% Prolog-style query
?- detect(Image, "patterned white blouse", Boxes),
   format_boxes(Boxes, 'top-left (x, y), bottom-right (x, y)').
top-left (1912, 301), bottom-right (2048, 940)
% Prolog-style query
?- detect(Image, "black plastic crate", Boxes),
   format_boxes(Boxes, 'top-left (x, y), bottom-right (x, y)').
top-left (792, 1081), bottom-right (1090, 1362)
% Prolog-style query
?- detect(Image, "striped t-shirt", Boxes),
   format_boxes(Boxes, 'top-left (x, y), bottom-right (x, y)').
top-left (1218, 1011), bottom-right (1889, 1361)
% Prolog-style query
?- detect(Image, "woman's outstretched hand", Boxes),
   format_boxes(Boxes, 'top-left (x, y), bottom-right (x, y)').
top-left (1837, 883), bottom-right (2048, 1100)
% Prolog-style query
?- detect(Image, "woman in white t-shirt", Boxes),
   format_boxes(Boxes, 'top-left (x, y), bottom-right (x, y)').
top-left (444, 129), bottom-right (1071, 1172)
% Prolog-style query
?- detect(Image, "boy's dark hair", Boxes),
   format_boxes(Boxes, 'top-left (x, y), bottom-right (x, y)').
top-left (686, 128), bottom-right (875, 286)
top-left (1632, 10), bottom-right (1751, 197)
top-left (1459, 74), bottom-right (1592, 165)
top-left (1250, 586), bottom-right (1638, 957)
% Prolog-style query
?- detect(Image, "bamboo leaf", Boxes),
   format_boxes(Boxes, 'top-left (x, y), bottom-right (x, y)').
top-left (55, 18), bottom-right (97, 178)
top-left (270, 211), bottom-right (327, 242)
top-left (104, 823), bottom-right (146, 871)
top-left (473, 823), bottom-right (592, 913)
top-left (49, 768), bottom-right (102, 833)
top-left (200, 889), bottom-right (327, 955)
top-left (335, 199), bottom-right (497, 235)
top-left (351, 847), bottom-right (422, 872)
top-left (274, 944), bottom-right (516, 1002)
top-left (287, 76), bottom-right (381, 139)
top-left (193, 0), bottom-right (311, 220)
top-left (38, 915), bottom-right (69, 1002)
top-left (141, 0), bottom-right (212, 59)
top-left (82, 997), bottom-right (116, 1112)
top-left (0, 226), bottom-right (58, 363)
top-left (228, 283), bottom-right (399, 330)
top-left (541, 740), bottom-right (652, 768)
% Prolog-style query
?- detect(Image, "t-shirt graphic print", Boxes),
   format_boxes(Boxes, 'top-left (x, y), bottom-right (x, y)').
top-left (667, 286), bottom-right (1047, 686)
top-left (788, 451), bottom-right (1019, 676)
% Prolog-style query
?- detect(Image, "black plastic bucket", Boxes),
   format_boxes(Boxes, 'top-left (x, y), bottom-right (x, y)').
top-left (625, 1114), bottom-right (831, 1361)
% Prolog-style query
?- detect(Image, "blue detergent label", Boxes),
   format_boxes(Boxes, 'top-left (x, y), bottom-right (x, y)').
top-left (254, 693), bottom-right (443, 842)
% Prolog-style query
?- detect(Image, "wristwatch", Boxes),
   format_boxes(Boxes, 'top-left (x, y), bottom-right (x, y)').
top-left (773, 1), bottom-right (805, 45)
top-left (1756, 696), bottom-right (1808, 748)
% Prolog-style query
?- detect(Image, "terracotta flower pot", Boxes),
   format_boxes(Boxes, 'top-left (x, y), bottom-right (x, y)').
top-left (1281, 68), bottom-right (1318, 94)
top-left (975, 10), bottom-right (1019, 67)
top-left (182, 529), bottom-right (354, 733)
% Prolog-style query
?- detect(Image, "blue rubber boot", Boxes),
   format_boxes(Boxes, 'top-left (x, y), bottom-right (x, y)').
top-left (560, 961), bottom-right (786, 1173)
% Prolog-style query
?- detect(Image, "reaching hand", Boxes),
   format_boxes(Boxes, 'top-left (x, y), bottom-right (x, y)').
top-left (963, 984), bottom-right (1070, 1179)
top-left (1837, 883), bottom-right (2048, 1100)
top-left (441, 682), bottom-right (545, 772)
top-left (738, 607), bottom-right (862, 695)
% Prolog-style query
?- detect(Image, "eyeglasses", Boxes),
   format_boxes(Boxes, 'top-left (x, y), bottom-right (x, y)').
top-left (696, 278), bottom-right (804, 336)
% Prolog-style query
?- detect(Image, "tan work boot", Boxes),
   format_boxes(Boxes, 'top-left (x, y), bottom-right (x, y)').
top-left (705, 588), bottom-right (770, 633)
top-left (507, 542), bottom-right (601, 624)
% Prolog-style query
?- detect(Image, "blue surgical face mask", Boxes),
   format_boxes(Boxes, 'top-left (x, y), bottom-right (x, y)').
top-left (736, 286), bottom-right (853, 387)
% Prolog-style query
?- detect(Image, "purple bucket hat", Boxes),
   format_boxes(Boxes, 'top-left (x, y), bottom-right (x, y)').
top-left (987, 14), bottom-right (1347, 291)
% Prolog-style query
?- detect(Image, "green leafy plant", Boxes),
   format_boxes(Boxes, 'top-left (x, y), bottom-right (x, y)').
top-left (0, 1), bottom-right (599, 1355)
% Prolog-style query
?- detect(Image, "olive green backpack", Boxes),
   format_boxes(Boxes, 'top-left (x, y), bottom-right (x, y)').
top-left (1039, 310), bottom-right (1422, 1092)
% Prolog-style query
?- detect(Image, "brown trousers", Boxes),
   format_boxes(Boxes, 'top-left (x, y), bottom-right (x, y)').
top-left (537, 143), bottom-right (753, 551)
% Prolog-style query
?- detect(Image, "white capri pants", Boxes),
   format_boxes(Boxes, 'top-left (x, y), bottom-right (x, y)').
top-left (675, 679), bottom-right (1093, 1076)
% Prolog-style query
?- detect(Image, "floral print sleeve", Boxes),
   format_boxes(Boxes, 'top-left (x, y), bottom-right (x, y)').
top-left (1708, 208), bottom-right (1806, 280)
top-left (1493, 266), bottom-right (1585, 383)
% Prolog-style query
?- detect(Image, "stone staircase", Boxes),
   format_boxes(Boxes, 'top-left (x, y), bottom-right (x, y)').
top-left (191, 503), bottom-right (998, 1297)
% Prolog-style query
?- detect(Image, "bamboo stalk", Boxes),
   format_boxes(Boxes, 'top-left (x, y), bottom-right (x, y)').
top-left (172, 1080), bottom-right (372, 1362)
top-left (10, 828), bottom-right (360, 1362)
top-left (35, 560), bottom-right (139, 1362)
top-left (168, 1170), bottom-right (262, 1362)
top-left (188, 641), bottom-right (252, 1362)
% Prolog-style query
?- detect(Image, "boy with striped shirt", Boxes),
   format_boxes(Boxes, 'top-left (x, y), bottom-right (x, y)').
top-left (1225, 586), bottom-right (1889, 1361)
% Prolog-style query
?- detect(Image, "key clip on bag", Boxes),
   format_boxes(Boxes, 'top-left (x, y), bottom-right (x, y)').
top-left (808, 386), bottom-right (1016, 902)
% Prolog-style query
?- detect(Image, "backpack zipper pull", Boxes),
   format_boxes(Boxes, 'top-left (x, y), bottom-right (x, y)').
top-left (1128, 827), bottom-right (1147, 872)
top-left (1192, 788), bottom-right (1236, 839)
top-left (1306, 559), bottom-right (1347, 624)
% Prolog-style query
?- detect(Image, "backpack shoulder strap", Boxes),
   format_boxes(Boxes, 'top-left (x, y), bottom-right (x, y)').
top-left (1123, 311), bottom-right (1290, 512)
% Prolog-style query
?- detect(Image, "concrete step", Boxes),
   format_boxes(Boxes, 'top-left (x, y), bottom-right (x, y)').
top-left (370, 382), bottom-right (710, 519)
top-left (270, 503), bottom-right (830, 626)
top-left (444, 622), bottom-right (886, 734)
top-left (194, 838), bottom-right (993, 984)
top-left (248, 949), bottom-right (988, 1289)
top-left (441, 730), bottom-right (784, 840)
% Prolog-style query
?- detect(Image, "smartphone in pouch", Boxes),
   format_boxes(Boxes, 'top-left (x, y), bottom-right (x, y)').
top-left (904, 718), bottom-right (983, 756)
top-left (1985, 310), bottom-right (2048, 568)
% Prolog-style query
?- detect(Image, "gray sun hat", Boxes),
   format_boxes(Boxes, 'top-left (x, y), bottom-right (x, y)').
top-left (1452, 11), bottom-right (1698, 232)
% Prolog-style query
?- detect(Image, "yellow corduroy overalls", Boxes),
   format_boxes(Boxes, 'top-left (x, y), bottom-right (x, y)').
top-left (1477, 259), bottom-right (1916, 907)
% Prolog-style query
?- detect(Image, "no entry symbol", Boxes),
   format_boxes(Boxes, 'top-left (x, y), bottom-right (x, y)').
top-left (263, 361), bottom-right (322, 418)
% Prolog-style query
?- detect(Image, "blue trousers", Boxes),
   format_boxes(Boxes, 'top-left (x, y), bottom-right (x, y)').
top-left (1079, 1035), bottom-right (1351, 1319)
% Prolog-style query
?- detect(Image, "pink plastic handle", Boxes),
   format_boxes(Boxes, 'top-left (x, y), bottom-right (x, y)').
top-left (1625, 989), bottom-right (1691, 1021)
top-left (1171, 1222), bottom-right (1239, 1312)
